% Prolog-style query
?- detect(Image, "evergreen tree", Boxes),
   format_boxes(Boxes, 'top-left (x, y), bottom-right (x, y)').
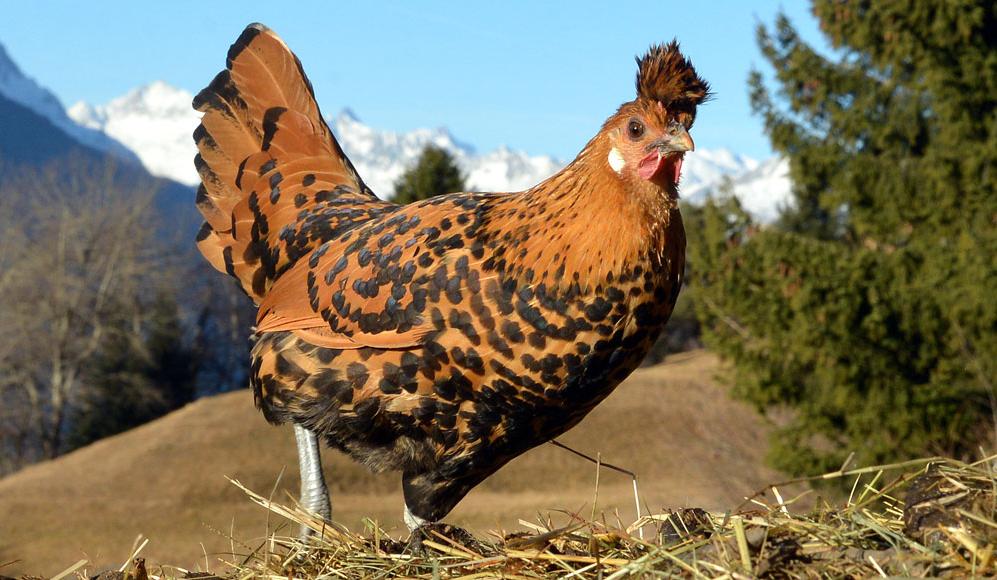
top-left (69, 293), bottom-right (198, 448)
top-left (143, 292), bottom-right (199, 410)
top-left (391, 144), bottom-right (467, 204)
top-left (691, 2), bottom-right (996, 476)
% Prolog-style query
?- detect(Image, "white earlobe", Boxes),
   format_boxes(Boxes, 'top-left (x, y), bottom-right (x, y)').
top-left (608, 147), bottom-right (625, 174)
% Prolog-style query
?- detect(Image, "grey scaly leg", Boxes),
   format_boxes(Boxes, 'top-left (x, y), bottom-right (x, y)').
top-left (294, 423), bottom-right (331, 540)
top-left (404, 504), bottom-right (428, 532)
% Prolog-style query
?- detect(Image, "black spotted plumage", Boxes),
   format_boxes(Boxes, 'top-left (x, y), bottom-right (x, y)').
top-left (194, 23), bottom-right (707, 525)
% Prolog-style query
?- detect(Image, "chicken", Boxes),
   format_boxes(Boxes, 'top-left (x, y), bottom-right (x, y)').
top-left (193, 23), bottom-right (709, 535)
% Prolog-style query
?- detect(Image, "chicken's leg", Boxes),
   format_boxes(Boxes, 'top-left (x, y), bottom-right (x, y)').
top-left (404, 505), bottom-right (429, 532)
top-left (294, 424), bottom-right (331, 539)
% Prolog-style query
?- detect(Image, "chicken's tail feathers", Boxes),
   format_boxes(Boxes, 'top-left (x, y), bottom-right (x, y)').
top-left (193, 23), bottom-right (383, 302)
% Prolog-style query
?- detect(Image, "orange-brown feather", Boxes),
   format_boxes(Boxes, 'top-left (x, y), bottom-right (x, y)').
top-left (192, 24), bottom-right (382, 302)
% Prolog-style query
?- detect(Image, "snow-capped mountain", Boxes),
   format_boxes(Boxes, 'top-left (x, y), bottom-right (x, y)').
top-left (69, 82), bottom-right (201, 185)
top-left (719, 157), bottom-right (791, 223)
top-left (0, 43), bottom-right (139, 164)
top-left (681, 149), bottom-right (759, 200)
top-left (66, 81), bottom-right (791, 221)
top-left (331, 109), bottom-right (563, 195)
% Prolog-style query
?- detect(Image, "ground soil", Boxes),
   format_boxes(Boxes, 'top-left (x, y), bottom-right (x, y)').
top-left (0, 350), bottom-right (781, 577)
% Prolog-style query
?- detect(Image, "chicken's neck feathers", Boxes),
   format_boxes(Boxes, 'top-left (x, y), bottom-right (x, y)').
top-left (484, 132), bottom-right (682, 294)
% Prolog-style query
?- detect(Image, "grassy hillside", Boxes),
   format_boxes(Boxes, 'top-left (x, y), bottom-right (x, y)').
top-left (0, 351), bottom-right (781, 576)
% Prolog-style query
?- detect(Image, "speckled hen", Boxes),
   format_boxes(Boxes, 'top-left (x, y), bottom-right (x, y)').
top-left (192, 23), bottom-right (709, 535)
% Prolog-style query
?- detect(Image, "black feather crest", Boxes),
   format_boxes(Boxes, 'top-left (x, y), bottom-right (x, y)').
top-left (635, 41), bottom-right (710, 106)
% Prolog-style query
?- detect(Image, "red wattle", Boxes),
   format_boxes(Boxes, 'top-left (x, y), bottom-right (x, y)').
top-left (637, 151), bottom-right (664, 180)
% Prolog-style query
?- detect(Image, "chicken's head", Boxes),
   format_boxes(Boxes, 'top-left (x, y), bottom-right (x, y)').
top-left (603, 42), bottom-right (710, 190)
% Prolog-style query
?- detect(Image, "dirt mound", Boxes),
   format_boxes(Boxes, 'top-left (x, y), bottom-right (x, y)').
top-left (0, 350), bottom-right (780, 576)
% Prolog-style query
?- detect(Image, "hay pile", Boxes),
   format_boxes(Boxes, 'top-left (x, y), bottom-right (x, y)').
top-left (45, 454), bottom-right (997, 579)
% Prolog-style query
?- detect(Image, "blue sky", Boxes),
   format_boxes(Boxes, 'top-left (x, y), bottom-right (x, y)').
top-left (2, 1), bottom-right (828, 161)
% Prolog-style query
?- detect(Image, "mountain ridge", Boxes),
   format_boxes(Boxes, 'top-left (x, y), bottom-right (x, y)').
top-left (0, 44), bottom-right (200, 243)
top-left (0, 43), bottom-right (140, 165)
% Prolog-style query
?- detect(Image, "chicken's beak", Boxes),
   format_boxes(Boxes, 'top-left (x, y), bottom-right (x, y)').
top-left (652, 123), bottom-right (695, 155)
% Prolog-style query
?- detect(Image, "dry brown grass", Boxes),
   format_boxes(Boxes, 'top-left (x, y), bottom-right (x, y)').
top-left (33, 452), bottom-right (997, 579)
top-left (259, 454), bottom-right (997, 578)
top-left (220, 453), bottom-right (996, 578)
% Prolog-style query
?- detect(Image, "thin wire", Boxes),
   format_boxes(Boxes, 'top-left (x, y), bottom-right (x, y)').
top-left (549, 440), bottom-right (637, 479)
top-left (549, 439), bottom-right (644, 539)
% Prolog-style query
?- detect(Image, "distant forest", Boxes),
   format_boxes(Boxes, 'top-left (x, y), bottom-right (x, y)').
top-left (0, 155), bottom-right (254, 474)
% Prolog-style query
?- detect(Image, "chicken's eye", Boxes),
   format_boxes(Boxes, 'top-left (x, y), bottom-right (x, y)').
top-left (627, 119), bottom-right (645, 140)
